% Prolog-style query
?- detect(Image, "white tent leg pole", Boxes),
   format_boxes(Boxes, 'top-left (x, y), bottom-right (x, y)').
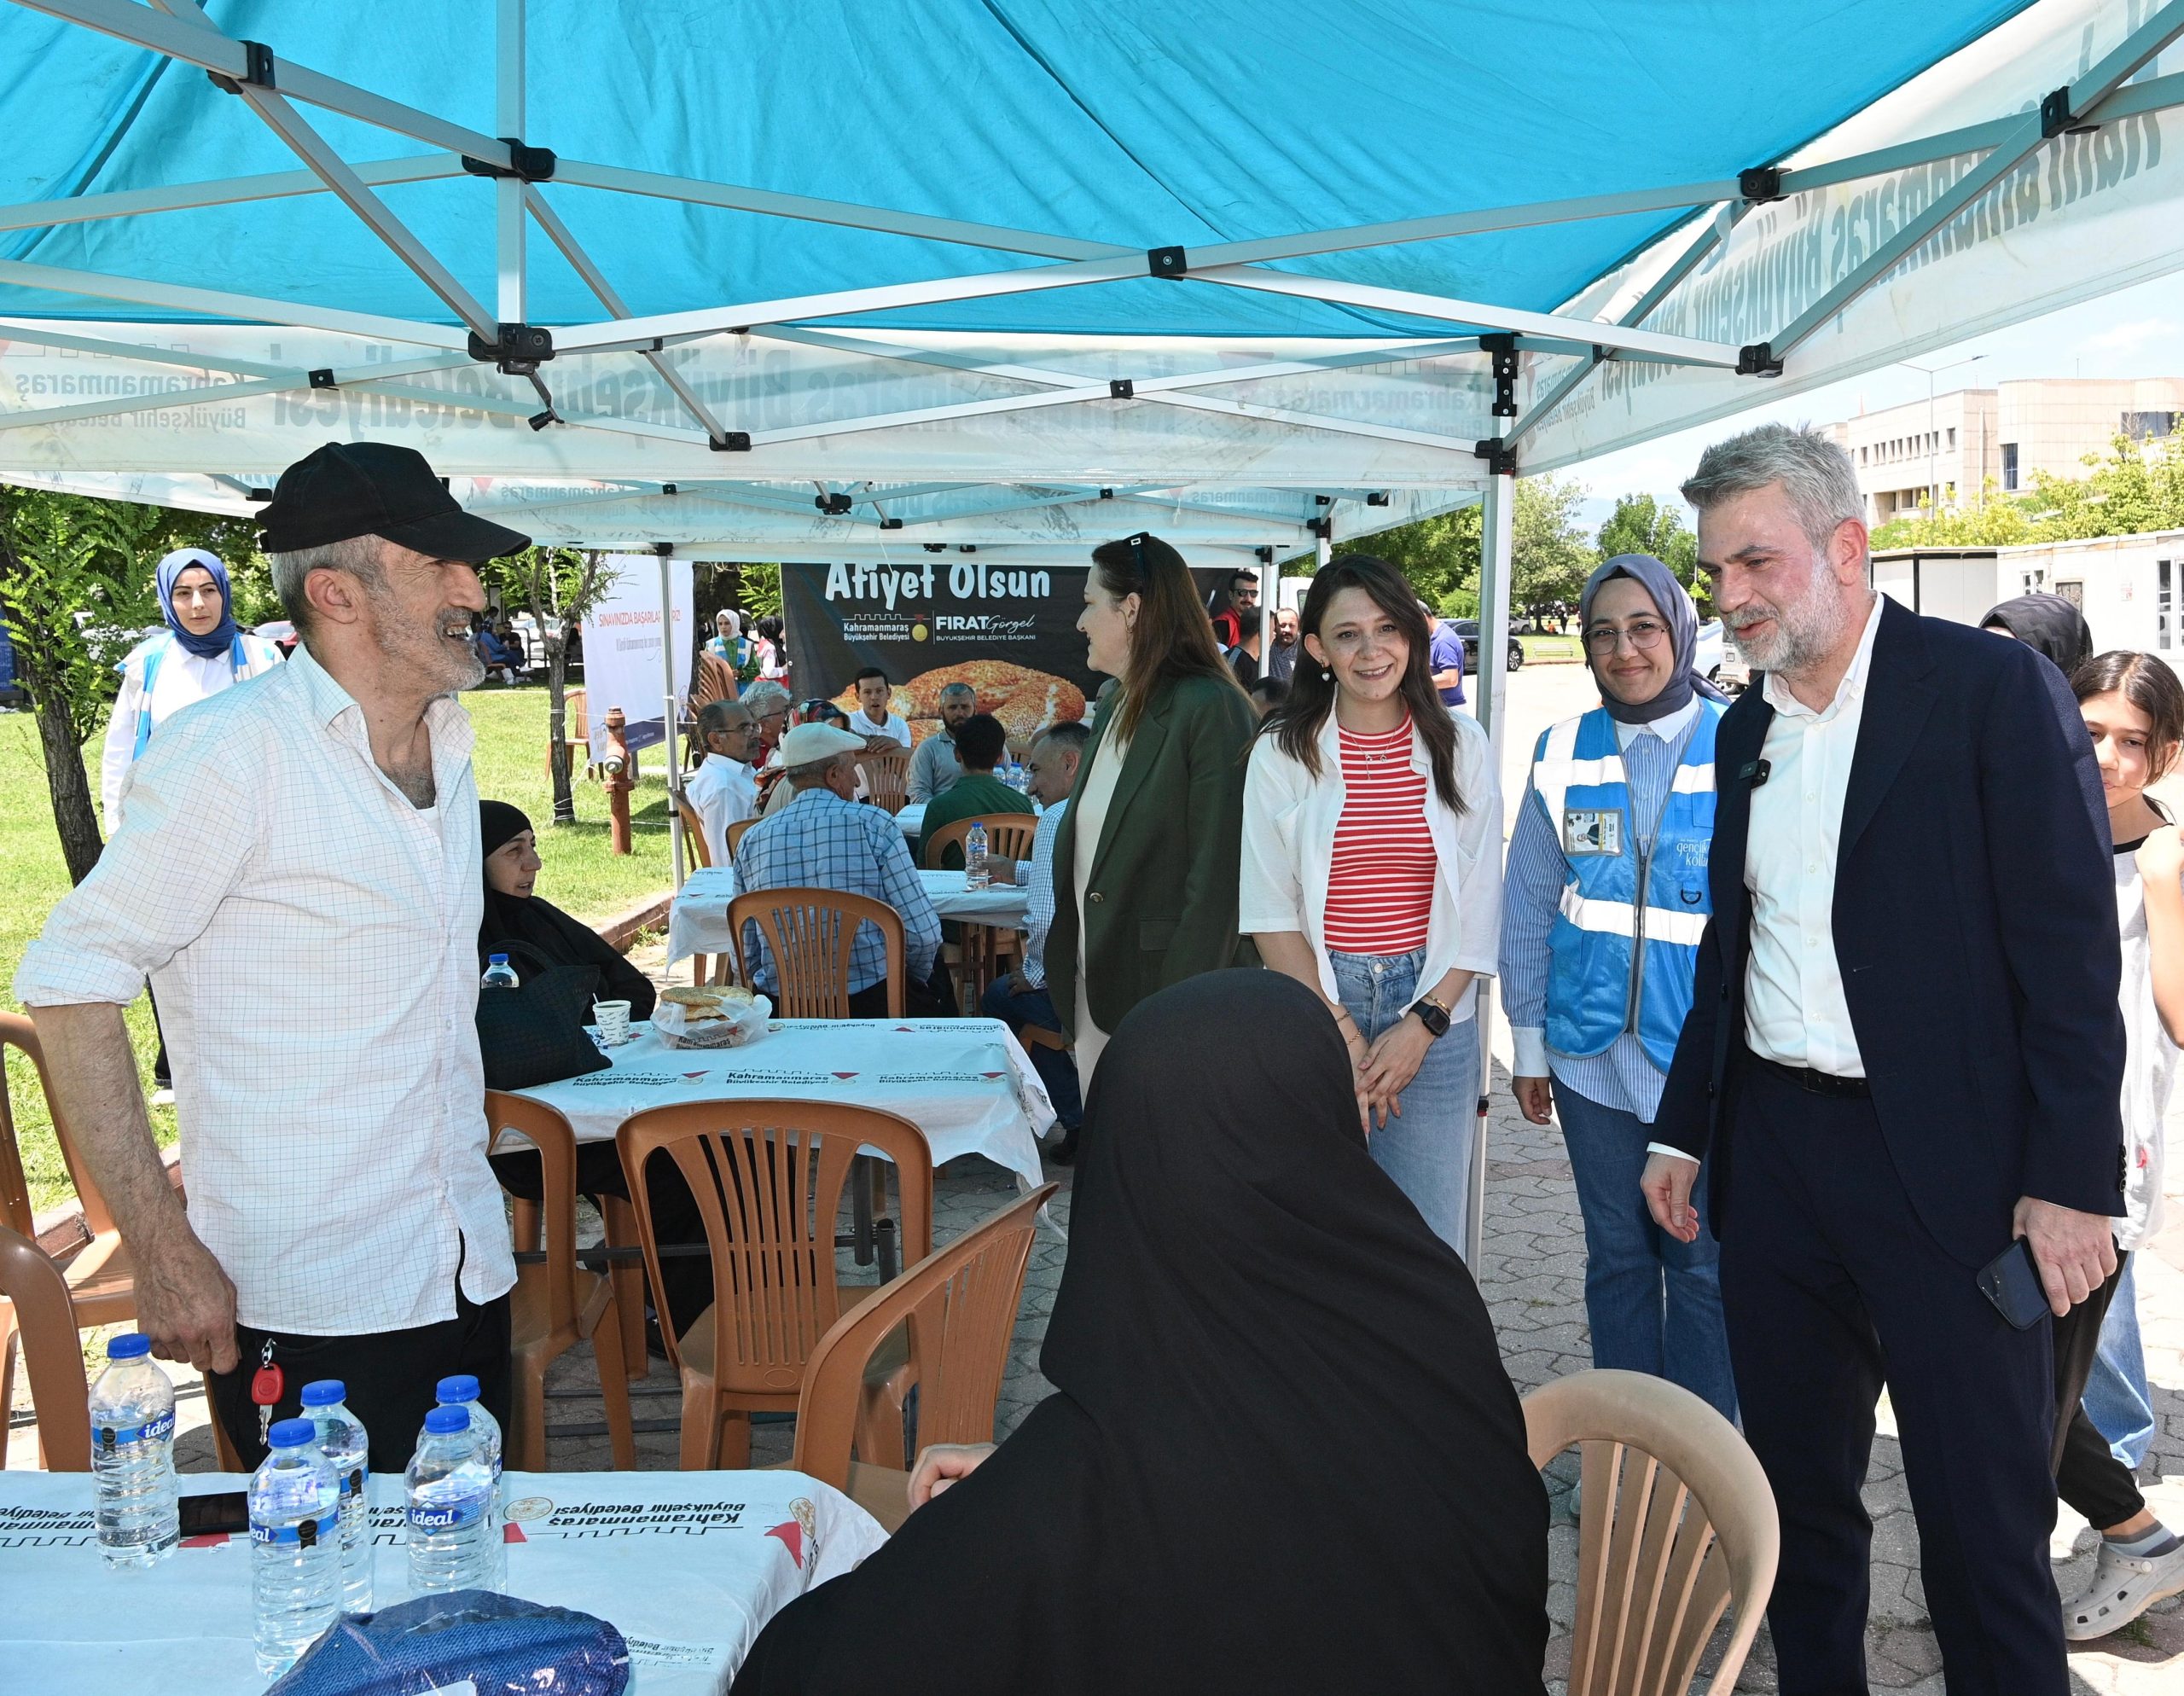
top-left (1468, 453), bottom-right (1515, 1269)
top-left (659, 544), bottom-right (687, 893)
top-left (496, 0), bottom-right (526, 324)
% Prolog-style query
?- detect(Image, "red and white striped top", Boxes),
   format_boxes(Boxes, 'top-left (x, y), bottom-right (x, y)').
top-left (1324, 719), bottom-right (1438, 954)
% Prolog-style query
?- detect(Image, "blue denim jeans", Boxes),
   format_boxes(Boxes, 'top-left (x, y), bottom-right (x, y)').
top-left (1553, 1082), bottom-right (1739, 1423)
top-left (2083, 1254), bottom-right (2155, 1469)
top-left (978, 974), bottom-right (1083, 1129)
top-left (1327, 950), bottom-right (1478, 1259)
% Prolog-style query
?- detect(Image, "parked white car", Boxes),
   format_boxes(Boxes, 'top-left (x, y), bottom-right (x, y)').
top-left (1694, 619), bottom-right (1724, 684)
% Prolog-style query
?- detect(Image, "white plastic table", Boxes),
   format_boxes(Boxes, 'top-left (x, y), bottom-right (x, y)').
top-left (0, 1467), bottom-right (886, 1693)
top-left (666, 865), bottom-right (1029, 967)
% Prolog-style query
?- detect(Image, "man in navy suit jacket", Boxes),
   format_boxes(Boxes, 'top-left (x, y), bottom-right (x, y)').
top-left (1641, 425), bottom-right (2123, 1696)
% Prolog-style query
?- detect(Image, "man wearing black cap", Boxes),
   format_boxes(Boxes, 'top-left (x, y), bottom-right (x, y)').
top-left (16, 443), bottom-right (536, 1470)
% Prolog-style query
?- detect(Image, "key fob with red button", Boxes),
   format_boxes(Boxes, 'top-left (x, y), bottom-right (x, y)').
top-left (250, 1362), bottom-right (284, 1407)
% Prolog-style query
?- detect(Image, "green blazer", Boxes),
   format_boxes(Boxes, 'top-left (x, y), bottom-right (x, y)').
top-left (1048, 672), bottom-right (1258, 1041)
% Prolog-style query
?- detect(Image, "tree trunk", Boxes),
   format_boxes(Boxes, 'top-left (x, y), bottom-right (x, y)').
top-left (24, 656), bottom-right (104, 884)
top-left (545, 632), bottom-right (577, 824)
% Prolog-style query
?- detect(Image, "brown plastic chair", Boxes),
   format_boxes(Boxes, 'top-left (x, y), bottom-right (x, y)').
top-left (1523, 1369), bottom-right (1778, 1696)
top-left (548, 686), bottom-right (590, 776)
top-left (615, 1101), bottom-right (935, 1469)
top-left (485, 1093), bottom-right (636, 1471)
top-left (921, 814), bottom-right (1041, 871)
top-left (729, 888), bottom-right (905, 1019)
top-left (854, 748), bottom-right (910, 814)
top-left (0, 1226), bottom-right (91, 1471)
top-left (783, 1185), bottom-right (1054, 1531)
top-left (724, 816), bottom-right (760, 862)
top-left (676, 796), bottom-right (713, 869)
top-left (0, 1013), bottom-right (135, 1332)
top-left (684, 651), bottom-right (741, 768)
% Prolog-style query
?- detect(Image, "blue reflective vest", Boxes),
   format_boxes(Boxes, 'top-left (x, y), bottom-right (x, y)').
top-left (1531, 702), bottom-right (1722, 1071)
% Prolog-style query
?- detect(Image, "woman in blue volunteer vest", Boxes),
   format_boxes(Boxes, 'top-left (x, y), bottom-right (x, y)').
top-left (99, 548), bottom-right (284, 828)
top-left (1498, 554), bottom-right (1737, 1420)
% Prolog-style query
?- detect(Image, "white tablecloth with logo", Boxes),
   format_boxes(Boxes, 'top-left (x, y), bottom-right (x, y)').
top-left (0, 1467), bottom-right (886, 1693)
top-left (514, 1017), bottom-right (1054, 1187)
top-left (666, 864), bottom-right (1030, 967)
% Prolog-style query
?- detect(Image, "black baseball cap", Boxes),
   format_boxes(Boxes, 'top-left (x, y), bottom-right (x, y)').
top-left (258, 441), bottom-right (531, 562)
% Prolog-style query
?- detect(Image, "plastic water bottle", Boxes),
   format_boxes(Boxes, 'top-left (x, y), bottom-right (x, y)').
top-left (299, 1379), bottom-right (373, 1614)
top-left (88, 1333), bottom-right (177, 1568)
top-left (964, 821), bottom-right (990, 889)
top-left (433, 1375), bottom-right (504, 1587)
top-left (249, 1417), bottom-right (343, 1676)
top-left (480, 954), bottom-right (520, 990)
top-left (1004, 759), bottom-right (1026, 794)
top-left (405, 1406), bottom-right (495, 1596)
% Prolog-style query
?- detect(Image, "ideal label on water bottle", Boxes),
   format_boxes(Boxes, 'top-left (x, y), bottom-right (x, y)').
top-left (250, 1511), bottom-right (339, 1547)
top-left (90, 1408), bottom-right (175, 1451)
top-left (407, 1491), bottom-right (488, 1533)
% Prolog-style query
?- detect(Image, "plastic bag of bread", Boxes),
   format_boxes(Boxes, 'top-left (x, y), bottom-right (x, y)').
top-left (653, 984), bottom-right (771, 1048)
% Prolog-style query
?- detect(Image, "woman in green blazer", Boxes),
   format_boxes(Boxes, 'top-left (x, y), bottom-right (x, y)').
top-left (1048, 532), bottom-right (1259, 1108)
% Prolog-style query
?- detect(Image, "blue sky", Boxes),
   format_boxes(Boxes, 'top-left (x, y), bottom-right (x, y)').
top-left (1567, 270), bottom-right (2184, 535)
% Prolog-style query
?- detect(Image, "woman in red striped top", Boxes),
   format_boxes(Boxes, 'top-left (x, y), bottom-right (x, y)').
top-left (1240, 555), bottom-right (1503, 1257)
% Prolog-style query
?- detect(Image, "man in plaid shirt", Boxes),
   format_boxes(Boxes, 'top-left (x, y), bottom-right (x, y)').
top-left (733, 722), bottom-right (944, 1014)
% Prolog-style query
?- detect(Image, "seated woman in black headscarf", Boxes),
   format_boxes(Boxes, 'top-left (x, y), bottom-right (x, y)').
top-left (480, 800), bottom-right (710, 1335)
top-left (1981, 590), bottom-right (2094, 677)
top-left (730, 969), bottom-right (1550, 1696)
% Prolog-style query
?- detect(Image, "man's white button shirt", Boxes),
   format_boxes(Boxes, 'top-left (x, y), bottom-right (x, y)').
top-left (15, 645), bottom-right (516, 1335)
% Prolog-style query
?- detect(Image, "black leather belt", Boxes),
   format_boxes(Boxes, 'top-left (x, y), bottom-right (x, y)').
top-left (1747, 1052), bottom-right (1871, 1098)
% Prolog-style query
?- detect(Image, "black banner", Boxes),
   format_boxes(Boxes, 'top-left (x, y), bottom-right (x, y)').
top-left (780, 561), bottom-right (1103, 744)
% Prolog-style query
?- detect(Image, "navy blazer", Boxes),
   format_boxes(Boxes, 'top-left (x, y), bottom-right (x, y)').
top-left (1653, 595), bottom-right (2125, 1268)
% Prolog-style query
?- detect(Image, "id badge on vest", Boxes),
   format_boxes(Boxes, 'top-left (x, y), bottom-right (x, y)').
top-left (1561, 807), bottom-right (1624, 857)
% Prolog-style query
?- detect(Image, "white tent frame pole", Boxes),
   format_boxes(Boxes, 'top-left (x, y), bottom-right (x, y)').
top-left (659, 546), bottom-right (687, 892)
top-left (496, 0), bottom-right (526, 324)
top-left (523, 188), bottom-right (734, 442)
top-left (1773, 0), bottom-right (2184, 360)
top-left (1467, 435), bottom-right (1516, 1270)
top-left (0, 257), bottom-right (468, 346)
top-left (0, 156), bottom-right (465, 234)
top-left (11, 0), bottom-right (515, 167)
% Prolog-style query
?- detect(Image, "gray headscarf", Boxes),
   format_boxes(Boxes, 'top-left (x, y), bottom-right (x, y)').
top-left (1579, 553), bottom-right (1730, 725)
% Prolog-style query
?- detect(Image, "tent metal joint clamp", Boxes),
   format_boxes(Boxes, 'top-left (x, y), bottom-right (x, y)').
top-left (469, 322), bottom-right (556, 374)
top-left (1735, 341), bottom-right (1784, 379)
top-left (1739, 166), bottom-right (1784, 203)
top-left (1109, 378), bottom-right (1134, 398)
top-left (708, 433), bottom-right (753, 452)
top-left (1147, 245), bottom-right (1188, 278)
top-left (2040, 87), bottom-right (2099, 138)
top-left (206, 41), bottom-right (276, 96)
top-left (1472, 439), bottom-right (1517, 478)
top-left (461, 140), bottom-right (559, 183)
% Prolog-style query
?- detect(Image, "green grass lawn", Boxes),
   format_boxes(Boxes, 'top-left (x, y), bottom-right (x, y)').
top-left (3, 682), bottom-right (680, 1215)
top-left (1519, 632), bottom-right (1583, 663)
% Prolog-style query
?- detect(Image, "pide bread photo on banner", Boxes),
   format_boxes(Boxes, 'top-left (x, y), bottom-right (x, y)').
top-left (782, 560), bottom-right (1233, 746)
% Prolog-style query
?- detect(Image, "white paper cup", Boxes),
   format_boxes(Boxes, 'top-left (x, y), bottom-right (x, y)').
top-left (594, 1000), bottom-right (633, 1045)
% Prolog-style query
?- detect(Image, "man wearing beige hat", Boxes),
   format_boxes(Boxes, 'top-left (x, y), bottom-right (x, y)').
top-left (731, 720), bottom-right (948, 1016)
top-left (16, 441), bottom-right (530, 1470)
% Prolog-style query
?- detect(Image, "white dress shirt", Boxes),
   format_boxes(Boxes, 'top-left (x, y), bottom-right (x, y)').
top-left (100, 631), bottom-right (284, 825)
top-left (684, 752), bottom-right (758, 868)
top-left (15, 646), bottom-right (516, 1336)
top-left (1743, 595), bottom-right (1883, 1077)
top-left (847, 708), bottom-right (912, 748)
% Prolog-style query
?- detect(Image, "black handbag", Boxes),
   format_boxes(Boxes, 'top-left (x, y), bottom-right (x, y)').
top-left (474, 939), bottom-right (613, 1091)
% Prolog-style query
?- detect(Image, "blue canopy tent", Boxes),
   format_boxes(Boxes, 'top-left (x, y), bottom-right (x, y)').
top-left (4, 0), bottom-right (2183, 1255)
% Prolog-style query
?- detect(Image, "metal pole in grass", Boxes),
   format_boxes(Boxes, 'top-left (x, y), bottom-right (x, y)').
top-left (658, 542), bottom-right (686, 892)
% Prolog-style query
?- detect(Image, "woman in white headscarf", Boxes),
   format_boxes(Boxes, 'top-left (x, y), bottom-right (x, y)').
top-left (100, 548), bottom-right (284, 828)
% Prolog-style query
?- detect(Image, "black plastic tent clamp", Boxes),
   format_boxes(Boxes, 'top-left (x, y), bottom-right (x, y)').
top-left (207, 41), bottom-right (276, 95)
top-left (308, 369), bottom-right (337, 390)
top-left (815, 492), bottom-right (853, 515)
top-left (709, 433), bottom-right (752, 452)
top-left (1482, 333), bottom-right (1520, 418)
top-left (1736, 342), bottom-right (1784, 377)
top-left (1473, 439), bottom-right (1517, 477)
top-left (461, 141), bottom-right (558, 183)
top-left (880, 518), bottom-right (904, 530)
top-left (469, 322), bottom-right (555, 375)
top-left (1147, 246), bottom-right (1188, 279)
top-left (1109, 379), bottom-right (1134, 398)
top-left (2041, 86), bottom-right (2098, 138)
top-left (1739, 166), bottom-right (1783, 203)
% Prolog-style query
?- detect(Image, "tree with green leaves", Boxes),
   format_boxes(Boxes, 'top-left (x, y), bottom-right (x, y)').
top-left (1594, 493), bottom-right (1699, 584)
top-left (1316, 473), bottom-right (1599, 621)
top-left (0, 488), bottom-right (239, 884)
top-left (480, 546), bottom-right (615, 824)
top-left (1870, 433), bottom-right (2184, 550)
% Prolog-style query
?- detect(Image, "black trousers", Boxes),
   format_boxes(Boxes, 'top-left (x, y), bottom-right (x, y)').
top-left (1718, 1058), bottom-right (2066, 1696)
top-left (2052, 1252), bottom-right (2146, 1530)
top-left (210, 1277), bottom-right (512, 1475)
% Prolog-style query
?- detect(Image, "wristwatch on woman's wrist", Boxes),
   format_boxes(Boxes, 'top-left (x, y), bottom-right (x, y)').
top-left (1411, 995), bottom-right (1453, 1039)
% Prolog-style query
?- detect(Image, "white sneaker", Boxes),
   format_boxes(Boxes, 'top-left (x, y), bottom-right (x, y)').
top-left (2062, 1536), bottom-right (2184, 1641)
top-left (150, 1087), bottom-right (176, 1107)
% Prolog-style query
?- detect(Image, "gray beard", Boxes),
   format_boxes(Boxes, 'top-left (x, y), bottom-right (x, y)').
top-left (1731, 583), bottom-right (1851, 677)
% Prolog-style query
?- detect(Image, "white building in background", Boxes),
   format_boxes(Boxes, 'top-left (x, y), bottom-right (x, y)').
top-left (1825, 378), bottom-right (2184, 527)
top-left (1871, 530), bottom-right (2184, 658)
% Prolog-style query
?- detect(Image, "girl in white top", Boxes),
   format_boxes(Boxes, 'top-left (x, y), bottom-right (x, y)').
top-left (1240, 554), bottom-right (1502, 1254)
top-left (2055, 650), bottom-right (2184, 1637)
top-left (101, 548), bottom-right (283, 826)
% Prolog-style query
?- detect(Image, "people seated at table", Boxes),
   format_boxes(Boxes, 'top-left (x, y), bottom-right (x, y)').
top-left (906, 682), bottom-right (979, 802)
top-left (478, 799), bottom-right (712, 1336)
top-left (847, 666), bottom-right (913, 750)
top-left (729, 972), bottom-right (1549, 1695)
top-left (915, 713), bottom-right (1035, 869)
top-left (475, 619), bottom-right (524, 685)
top-left (741, 679), bottom-right (795, 809)
top-left (978, 722), bottom-right (1088, 1158)
top-left (732, 723), bottom-right (950, 1016)
top-left (764, 701), bottom-right (863, 816)
top-left (686, 699), bottom-right (762, 867)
